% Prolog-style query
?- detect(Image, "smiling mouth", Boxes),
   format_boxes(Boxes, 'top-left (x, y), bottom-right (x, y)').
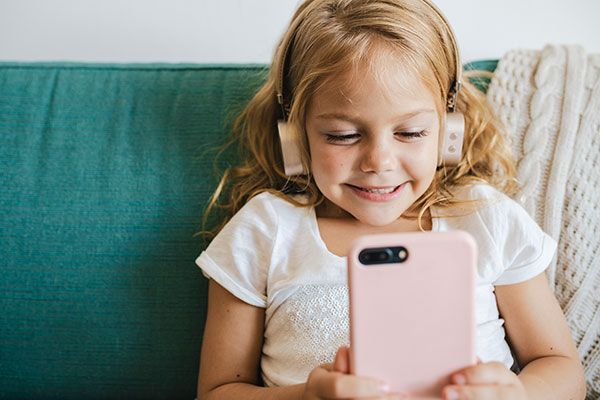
top-left (347, 184), bottom-right (402, 194)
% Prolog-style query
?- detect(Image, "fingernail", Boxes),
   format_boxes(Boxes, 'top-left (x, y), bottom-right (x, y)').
top-left (452, 373), bottom-right (466, 385)
top-left (446, 388), bottom-right (459, 400)
top-left (379, 383), bottom-right (391, 393)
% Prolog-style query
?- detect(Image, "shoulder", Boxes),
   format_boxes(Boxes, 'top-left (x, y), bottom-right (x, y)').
top-left (447, 182), bottom-right (541, 237)
top-left (445, 183), bottom-right (557, 284)
top-left (449, 183), bottom-right (526, 221)
top-left (242, 191), bottom-right (307, 212)
top-left (451, 182), bottom-right (508, 204)
top-left (234, 191), bottom-right (294, 219)
top-left (228, 191), bottom-right (309, 233)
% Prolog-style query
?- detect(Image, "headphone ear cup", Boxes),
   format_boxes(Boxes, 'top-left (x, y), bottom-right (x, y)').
top-left (278, 120), bottom-right (307, 176)
top-left (438, 112), bottom-right (465, 167)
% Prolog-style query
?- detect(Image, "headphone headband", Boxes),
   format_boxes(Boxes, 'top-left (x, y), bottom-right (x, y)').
top-left (275, 0), bottom-right (463, 118)
top-left (420, 0), bottom-right (462, 112)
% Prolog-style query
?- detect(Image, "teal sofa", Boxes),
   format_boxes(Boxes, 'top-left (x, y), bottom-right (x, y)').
top-left (0, 61), bottom-right (495, 399)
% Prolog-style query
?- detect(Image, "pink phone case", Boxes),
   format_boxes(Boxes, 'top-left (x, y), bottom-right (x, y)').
top-left (348, 231), bottom-right (477, 399)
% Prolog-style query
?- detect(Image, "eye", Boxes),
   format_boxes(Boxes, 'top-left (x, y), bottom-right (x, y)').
top-left (325, 133), bottom-right (361, 144)
top-left (396, 130), bottom-right (428, 139)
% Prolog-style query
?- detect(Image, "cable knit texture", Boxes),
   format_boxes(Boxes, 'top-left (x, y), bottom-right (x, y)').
top-left (487, 44), bottom-right (600, 399)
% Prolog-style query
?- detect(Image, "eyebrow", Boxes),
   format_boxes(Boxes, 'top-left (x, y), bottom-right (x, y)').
top-left (315, 108), bottom-right (436, 122)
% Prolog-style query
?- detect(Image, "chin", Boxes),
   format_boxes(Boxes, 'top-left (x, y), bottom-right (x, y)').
top-left (352, 211), bottom-right (403, 227)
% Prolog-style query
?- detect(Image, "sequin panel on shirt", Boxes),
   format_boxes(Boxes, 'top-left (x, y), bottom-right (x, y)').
top-left (262, 283), bottom-right (350, 386)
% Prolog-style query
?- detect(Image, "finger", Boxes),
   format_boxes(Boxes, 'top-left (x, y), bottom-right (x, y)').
top-left (310, 366), bottom-right (390, 399)
top-left (353, 395), bottom-right (406, 400)
top-left (320, 362), bottom-right (333, 372)
top-left (443, 383), bottom-right (521, 400)
top-left (333, 346), bottom-right (350, 373)
top-left (450, 362), bottom-right (517, 386)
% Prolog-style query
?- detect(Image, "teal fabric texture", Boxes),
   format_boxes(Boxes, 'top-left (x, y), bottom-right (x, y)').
top-left (0, 63), bottom-right (267, 399)
top-left (0, 60), bottom-right (496, 399)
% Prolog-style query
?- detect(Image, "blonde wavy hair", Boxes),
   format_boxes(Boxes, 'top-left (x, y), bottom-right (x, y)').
top-left (201, 0), bottom-right (518, 240)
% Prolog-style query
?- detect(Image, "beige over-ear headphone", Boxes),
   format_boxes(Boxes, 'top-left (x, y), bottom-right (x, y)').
top-left (275, 0), bottom-right (465, 176)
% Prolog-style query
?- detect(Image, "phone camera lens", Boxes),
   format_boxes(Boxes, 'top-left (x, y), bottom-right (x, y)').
top-left (358, 248), bottom-right (395, 265)
top-left (359, 252), bottom-right (371, 264)
top-left (376, 251), bottom-right (389, 261)
top-left (397, 247), bottom-right (409, 262)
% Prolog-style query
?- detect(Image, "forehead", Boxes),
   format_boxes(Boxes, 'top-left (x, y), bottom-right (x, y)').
top-left (310, 45), bottom-right (439, 113)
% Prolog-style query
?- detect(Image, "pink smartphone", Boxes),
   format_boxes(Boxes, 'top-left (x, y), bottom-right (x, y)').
top-left (348, 231), bottom-right (477, 399)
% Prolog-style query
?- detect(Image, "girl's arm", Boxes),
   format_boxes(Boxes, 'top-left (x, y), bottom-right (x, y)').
top-left (443, 272), bottom-right (587, 400)
top-left (495, 272), bottom-right (586, 399)
top-left (197, 279), bottom-right (305, 400)
top-left (197, 280), bottom-right (394, 400)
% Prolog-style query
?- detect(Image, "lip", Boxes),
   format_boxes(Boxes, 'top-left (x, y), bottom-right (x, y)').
top-left (346, 182), bottom-right (407, 202)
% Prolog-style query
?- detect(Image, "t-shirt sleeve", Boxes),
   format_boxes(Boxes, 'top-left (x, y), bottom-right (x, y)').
top-left (195, 193), bottom-right (278, 307)
top-left (490, 196), bottom-right (558, 286)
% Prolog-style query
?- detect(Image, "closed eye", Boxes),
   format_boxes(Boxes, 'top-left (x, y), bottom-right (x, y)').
top-left (325, 133), bottom-right (360, 144)
top-left (397, 130), bottom-right (428, 139)
top-left (325, 130), bottom-right (428, 144)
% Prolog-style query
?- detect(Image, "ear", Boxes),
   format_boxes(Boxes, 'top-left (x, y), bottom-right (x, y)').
top-left (437, 112), bottom-right (465, 167)
top-left (278, 120), bottom-right (308, 176)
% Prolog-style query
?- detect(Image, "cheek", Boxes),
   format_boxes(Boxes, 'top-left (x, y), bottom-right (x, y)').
top-left (311, 149), bottom-right (347, 182)
top-left (422, 142), bottom-right (440, 181)
top-left (402, 140), bottom-right (439, 180)
top-left (306, 133), bottom-right (348, 182)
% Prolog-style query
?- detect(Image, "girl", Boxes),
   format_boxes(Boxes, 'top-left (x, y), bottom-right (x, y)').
top-left (196, 0), bottom-right (586, 399)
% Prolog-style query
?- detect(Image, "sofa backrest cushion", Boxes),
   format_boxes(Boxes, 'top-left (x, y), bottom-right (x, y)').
top-left (0, 62), bottom-right (266, 399)
top-left (0, 61), bottom-right (495, 398)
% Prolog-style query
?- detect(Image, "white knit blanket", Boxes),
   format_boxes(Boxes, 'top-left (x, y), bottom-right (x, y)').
top-left (487, 44), bottom-right (600, 399)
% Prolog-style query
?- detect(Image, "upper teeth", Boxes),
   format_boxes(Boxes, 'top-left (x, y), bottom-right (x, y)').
top-left (359, 186), bottom-right (396, 194)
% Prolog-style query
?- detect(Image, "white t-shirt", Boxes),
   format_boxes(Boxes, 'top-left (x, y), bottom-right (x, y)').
top-left (195, 183), bottom-right (557, 387)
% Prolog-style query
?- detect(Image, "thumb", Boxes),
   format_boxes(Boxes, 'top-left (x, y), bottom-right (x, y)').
top-left (333, 346), bottom-right (350, 373)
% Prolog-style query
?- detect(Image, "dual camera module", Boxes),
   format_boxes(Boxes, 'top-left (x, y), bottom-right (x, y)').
top-left (358, 246), bottom-right (409, 265)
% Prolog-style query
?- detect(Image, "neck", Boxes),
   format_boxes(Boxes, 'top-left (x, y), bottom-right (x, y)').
top-left (315, 200), bottom-right (432, 232)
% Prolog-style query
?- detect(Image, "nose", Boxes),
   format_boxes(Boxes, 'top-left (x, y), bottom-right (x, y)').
top-left (359, 137), bottom-right (397, 174)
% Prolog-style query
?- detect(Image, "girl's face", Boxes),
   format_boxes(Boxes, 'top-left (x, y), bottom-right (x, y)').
top-left (305, 55), bottom-right (441, 227)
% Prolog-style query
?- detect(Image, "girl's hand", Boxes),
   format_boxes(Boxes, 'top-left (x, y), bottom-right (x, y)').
top-left (443, 361), bottom-right (528, 400)
top-left (302, 346), bottom-right (404, 400)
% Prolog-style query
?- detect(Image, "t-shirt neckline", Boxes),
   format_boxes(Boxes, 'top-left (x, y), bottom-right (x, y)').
top-left (308, 206), bottom-right (347, 261)
top-left (308, 204), bottom-right (440, 261)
